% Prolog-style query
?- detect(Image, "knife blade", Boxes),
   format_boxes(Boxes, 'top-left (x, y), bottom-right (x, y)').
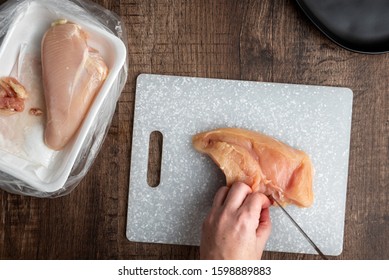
top-left (272, 197), bottom-right (328, 260)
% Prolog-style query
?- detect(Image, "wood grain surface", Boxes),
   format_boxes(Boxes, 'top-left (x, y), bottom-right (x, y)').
top-left (0, 0), bottom-right (388, 260)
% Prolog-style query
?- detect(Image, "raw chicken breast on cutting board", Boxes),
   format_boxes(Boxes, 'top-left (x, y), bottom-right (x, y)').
top-left (193, 127), bottom-right (314, 207)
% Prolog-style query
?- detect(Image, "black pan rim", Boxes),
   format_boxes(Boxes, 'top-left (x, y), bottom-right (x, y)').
top-left (295, 0), bottom-right (389, 54)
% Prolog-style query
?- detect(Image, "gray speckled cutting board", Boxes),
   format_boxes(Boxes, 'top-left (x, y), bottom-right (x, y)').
top-left (127, 74), bottom-right (353, 256)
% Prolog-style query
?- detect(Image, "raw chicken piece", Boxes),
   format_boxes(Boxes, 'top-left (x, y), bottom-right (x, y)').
top-left (192, 128), bottom-right (314, 207)
top-left (0, 77), bottom-right (28, 115)
top-left (41, 20), bottom-right (108, 150)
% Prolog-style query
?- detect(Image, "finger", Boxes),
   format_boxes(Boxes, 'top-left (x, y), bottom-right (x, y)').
top-left (256, 207), bottom-right (272, 241)
top-left (223, 182), bottom-right (252, 211)
top-left (256, 206), bottom-right (272, 257)
top-left (267, 195), bottom-right (275, 205)
top-left (239, 192), bottom-right (272, 221)
top-left (212, 186), bottom-right (229, 208)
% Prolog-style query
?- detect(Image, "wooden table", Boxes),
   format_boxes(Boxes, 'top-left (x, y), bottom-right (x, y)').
top-left (0, 0), bottom-right (388, 260)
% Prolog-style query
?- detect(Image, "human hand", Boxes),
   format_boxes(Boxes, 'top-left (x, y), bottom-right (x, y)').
top-left (200, 182), bottom-right (272, 260)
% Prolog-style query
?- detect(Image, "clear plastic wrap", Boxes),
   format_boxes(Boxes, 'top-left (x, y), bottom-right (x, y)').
top-left (0, 0), bottom-right (128, 197)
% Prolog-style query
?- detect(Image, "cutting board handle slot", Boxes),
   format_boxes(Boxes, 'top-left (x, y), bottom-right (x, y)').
top-left (147, 130), bottom-right (163, 187)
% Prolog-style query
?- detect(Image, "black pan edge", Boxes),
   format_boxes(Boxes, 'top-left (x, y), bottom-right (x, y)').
top-left (295, 0), bottom-right (389, 54)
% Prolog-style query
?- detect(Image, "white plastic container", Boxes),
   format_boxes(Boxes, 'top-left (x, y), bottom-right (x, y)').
top-left (0, 0), bottom-right (126, 193)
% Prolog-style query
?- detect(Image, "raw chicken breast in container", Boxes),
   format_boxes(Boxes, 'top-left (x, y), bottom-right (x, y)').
top-left (0, 0), bottom-right (128, 197)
